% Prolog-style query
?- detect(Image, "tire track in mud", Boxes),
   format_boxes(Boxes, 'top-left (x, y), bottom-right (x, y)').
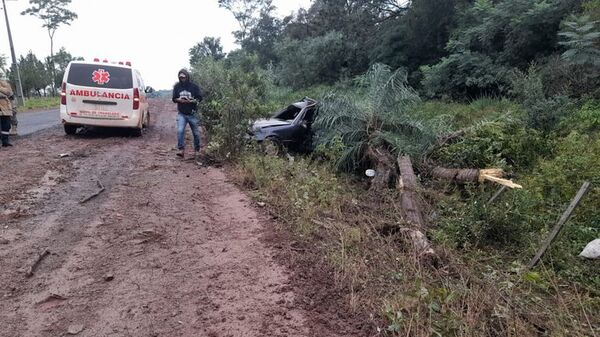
top-left (0, 99), bottom-right (357, 337)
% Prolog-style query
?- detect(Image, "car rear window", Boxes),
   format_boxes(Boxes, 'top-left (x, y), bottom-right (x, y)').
top-left (67, 64), bottom-right (133, 89)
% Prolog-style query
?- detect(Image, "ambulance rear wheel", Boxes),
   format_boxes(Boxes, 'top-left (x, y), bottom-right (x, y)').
top-left (143, 111), bottom-right (150, 128)
top-left (64, 124), bottom-right (77, 135)
top-left (131, 127), bottom-right (143, 137)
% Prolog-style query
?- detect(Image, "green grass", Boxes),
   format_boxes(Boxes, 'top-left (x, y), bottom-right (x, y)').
top-left (20, 96), bottom-right (60, 111)
top-left (234, 151), bottom-right (599, 336)
top-left (413, 97), bottom-right (523, 129)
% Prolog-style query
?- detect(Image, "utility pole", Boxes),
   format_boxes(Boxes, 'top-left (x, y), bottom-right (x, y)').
top-left (2, 0), bottom-right (25, 107)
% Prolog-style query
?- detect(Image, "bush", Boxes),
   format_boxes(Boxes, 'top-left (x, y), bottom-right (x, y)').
top-left (511, 65), bottom-right (573, 132)
top-left (560, 99), bottom-right (600, 132)
top-left (431, 119), bottom-right (549, 171)
top-left (192, 53), bottom-right (272, 158)
top-left (420, 51), bottom-right (512, 100)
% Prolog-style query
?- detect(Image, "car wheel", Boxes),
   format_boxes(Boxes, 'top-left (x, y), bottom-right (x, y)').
top-left (64, 124), bottom-right (78, 135)
top-left (262, 137), bottom-right (284, 156)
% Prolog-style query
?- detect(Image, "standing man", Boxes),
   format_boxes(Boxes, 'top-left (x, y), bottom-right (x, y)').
top-left (0, 76), bottom-right (14, 147)
top-left (172, 69), bottom-right (203, 160)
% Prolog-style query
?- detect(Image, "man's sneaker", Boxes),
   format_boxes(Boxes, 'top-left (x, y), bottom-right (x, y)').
top-left (194, 151), bottom-right (203, 165)
top-left (176, 150), bottom-right (184, 158)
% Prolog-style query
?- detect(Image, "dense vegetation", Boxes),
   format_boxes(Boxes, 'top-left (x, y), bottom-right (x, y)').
top-left (4, 0), bottom-right (597, 334)
top-left (187, 0), bottom-right (600, 335)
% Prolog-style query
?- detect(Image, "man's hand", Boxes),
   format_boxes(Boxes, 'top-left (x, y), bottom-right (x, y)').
top-left (176, 97), bottom-right (196, 104)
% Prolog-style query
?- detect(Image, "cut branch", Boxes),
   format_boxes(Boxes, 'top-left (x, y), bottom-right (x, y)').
top-left (80, 180), bottom-right (105, 204)
top-left (26, 249), bottom-right (50, 277)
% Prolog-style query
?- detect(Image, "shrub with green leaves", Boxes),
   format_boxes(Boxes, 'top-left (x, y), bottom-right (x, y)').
top-left (431, 119), bottom-right (549, 171)
top-left (192, 53), bottom-right (272, 158)
top-left (511, 65), bottom-right (573, 132)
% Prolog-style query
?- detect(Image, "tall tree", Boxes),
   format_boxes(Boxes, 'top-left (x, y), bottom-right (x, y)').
top-left (189, 37), bottom-right (226, 65)
top-left (48, 47), bottom-right (83, 88)
top-left (241, 8), bottom-right (283, 65)
top-left (18, 51), bottom-right (49, 97)
top-left (21, 0), bottom-right (77, 94)
top-left (371, 0), bottom-right (466, 74)
top-left (218, 0), bottom-right (274, 43)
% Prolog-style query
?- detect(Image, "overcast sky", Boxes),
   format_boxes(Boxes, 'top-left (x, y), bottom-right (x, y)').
top-left (0, 0), bottom-right (311, 90)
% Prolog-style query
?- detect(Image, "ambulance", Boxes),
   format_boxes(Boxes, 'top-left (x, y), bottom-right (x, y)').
top-left (60, 59), bottom-right (152, 136)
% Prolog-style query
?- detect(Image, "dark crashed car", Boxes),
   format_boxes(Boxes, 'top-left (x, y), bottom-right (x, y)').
top-left (250, 98), bottom-right (318, 155)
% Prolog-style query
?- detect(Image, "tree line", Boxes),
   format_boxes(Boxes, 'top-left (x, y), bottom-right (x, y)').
top-left (1, 0), bottom-right (77, 98)
top-left (190, 0), bottom-right (600, 100)
top-left (1, 48), bottom-right (82, 97)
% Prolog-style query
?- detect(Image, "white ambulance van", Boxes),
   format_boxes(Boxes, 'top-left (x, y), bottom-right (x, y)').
top-left (60, 59), bottom-right (151, 136)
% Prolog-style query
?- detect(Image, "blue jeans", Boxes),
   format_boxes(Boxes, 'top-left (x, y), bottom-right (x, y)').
top-left (177, 113), bottom-right (201, 151)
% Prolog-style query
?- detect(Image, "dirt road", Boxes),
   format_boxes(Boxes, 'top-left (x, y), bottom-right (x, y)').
top-left (0, 100), bottom-right (365, 337)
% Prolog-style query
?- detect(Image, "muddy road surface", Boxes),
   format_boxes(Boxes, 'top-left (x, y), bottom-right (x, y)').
top-left (0, 100), bottom-right (365, 337)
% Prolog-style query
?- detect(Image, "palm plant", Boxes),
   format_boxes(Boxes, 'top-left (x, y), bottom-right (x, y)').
top-left (315, 63), bottom-right (447, 188)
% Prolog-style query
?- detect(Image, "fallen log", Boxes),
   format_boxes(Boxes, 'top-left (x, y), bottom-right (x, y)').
top-left (429, 167), bottom-right (522, 189)
top-left (397, 156), bottom-right (436, 260)
top-left (398, 156), bottom-right (425, 228)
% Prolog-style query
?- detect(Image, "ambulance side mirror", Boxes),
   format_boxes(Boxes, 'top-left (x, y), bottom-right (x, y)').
top-left (144, 86), bottom-right (154, 94)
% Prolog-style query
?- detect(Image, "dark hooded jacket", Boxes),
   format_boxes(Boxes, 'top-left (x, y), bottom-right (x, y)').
top-left (172, 69), bottom-right (203, 115)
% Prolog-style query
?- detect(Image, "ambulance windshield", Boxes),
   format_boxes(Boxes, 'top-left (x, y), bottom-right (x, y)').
top-left (67, 64), bottom-right (133, 89)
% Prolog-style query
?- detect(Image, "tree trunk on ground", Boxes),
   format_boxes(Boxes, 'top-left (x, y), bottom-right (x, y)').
top-left (429, 167), bottom-right (522, 188)
top-left (397, 156), bottom-right (425, 228)
top-left (430, 167), bottom-right (480, 183)
top-left (397, 156), bottom-right (436, 260)
top-left (366, 146), bottom-right (395, 191)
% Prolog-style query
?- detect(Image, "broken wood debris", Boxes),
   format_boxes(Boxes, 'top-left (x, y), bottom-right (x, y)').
top-left (80, 180), bottom-right (105, 204)
top-left (430, 167), bottom-right (522, 189)
top-left (26, 249), bottom-right (50, 277)
top-left (479, 169), bottom-right (522, 189)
